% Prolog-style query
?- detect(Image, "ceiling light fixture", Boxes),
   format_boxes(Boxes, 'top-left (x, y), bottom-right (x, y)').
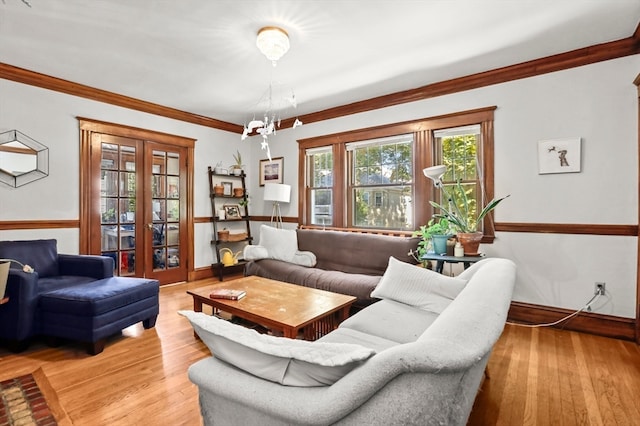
top-left (256, 26), bottom-right (290, 66)
top-left (242, 26), bottom-right (302, 161)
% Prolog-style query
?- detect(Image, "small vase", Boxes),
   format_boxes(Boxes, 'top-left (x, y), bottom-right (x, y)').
top-left (431, 235), bottom-right (452, 255)
top-left (456, 232), bottom-right (483, 256)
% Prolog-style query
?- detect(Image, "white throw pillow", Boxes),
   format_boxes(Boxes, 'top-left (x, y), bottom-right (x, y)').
top-left (371, 256), bottom-right (467, 314)
top-left (243, 245), bottom-right (270, 260)
top-left (179, 311), bottom-right (375, 387)
top-left (259, 225), bottom-right (298, 262)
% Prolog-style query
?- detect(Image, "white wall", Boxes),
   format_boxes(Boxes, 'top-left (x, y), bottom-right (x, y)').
top-left (0, 78), bottom-right (246, 268)
top-left (247, 55), bottom-right (640, 318)
top-left (1, 54), bottom-right (638, 318)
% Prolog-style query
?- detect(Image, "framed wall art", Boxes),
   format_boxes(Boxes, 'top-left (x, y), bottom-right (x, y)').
top-left (259, 157), bottom-right (284, 186)
top-left (223, 204), bottom-right (241, 219)
top-left (221, 181), bottom-right (233, 196)
top-left (537, 137), bottom-right (581, 174)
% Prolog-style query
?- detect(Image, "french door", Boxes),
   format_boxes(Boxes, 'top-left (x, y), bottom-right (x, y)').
top-left (79, 119), bottom-right (194, 285)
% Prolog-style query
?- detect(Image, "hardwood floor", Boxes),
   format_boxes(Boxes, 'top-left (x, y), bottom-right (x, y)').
top-left (1, 278), bottom-right (638, 425)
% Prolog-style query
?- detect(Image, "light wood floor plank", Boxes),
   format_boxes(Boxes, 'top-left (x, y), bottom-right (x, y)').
top-left (0, 278), bottom-right (638, 425)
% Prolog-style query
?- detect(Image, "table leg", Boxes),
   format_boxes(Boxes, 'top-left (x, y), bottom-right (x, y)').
top-left (283, 327), bottom-right (298, 339)
top-left (435, 260), bottom-right (444, 274)
top-left (192, 297), bottom-right (203, 312)
top-left (191, 296), bottom-right (203, 339)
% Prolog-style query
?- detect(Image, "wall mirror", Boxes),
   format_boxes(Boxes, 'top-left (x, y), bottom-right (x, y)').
top-left (0, 130), bottom-right (49, 187)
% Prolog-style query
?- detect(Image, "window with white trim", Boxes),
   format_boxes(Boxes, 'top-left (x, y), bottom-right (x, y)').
top-left (434, 125), bottom-right (483, 231)
top-left (347, 135), bottom-right (413, 230)
top-left (306, 146), bottom-right (333, 227)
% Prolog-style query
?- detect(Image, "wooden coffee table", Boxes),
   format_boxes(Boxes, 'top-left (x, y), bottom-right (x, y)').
top-left (187, 276), bottom-right (356, 340)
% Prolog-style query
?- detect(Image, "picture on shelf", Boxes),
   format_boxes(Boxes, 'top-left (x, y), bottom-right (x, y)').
top-left (221, 181), bottom-right (233, 196)
top-left (223, 204), bottom-right (242, 220)
top-left (259, 157), bottom-right (284, 186)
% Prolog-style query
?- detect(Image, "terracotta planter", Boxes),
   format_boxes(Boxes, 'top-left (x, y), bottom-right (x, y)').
top-left (233, 187), bottom-right (244, 197)
top-left (456, 232), bottom-right (483, 256)
top-left (214, 185), bottom-right (224, 196)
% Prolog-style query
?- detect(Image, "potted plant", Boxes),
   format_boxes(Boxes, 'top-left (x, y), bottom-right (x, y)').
top-left (412, 217), bottom-right (453, 258)
top-left (430, 180), bottom-right (509, 255)
top-left (231, 150), bottom-right (243, 176)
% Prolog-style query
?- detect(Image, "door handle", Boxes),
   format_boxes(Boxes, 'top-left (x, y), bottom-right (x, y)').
top-left (147, 223), bottom-right (154, 230)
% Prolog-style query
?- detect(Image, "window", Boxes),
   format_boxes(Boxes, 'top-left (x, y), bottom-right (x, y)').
top-left (347, 135), bottom-right (413, 230)
top-left (298, 107), bottom-right (496, 239)
top-left (434, 125), bottom-right (483, 231)
top-left (306, 147), bottom-right (333, 226)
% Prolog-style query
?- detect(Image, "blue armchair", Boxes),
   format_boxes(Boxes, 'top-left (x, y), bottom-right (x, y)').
top-left (0, 239), bottom-right (114, 351)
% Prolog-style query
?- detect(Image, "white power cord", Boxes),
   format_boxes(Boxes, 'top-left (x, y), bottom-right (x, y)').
top-left (506, 292), bottom-right (602, 328)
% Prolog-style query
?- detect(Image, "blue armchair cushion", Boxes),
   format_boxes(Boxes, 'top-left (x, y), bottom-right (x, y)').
top-left (0, 239), bottom-right (59, 278)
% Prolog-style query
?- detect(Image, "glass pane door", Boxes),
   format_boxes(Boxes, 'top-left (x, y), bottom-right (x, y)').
top-left (150, 150), bottom-right (181, 272)
top-left (145, 143), bottom-right (187, 283)
top-left (100, 142), bottom-right (140, 276)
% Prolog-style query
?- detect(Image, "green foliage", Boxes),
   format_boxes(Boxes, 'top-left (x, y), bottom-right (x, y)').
top-left (239, 192), bottom-right (249, 208)
top-left (411, 217), bottom-right (453, 259)
top-left (232, 150), bottom-right (243, 168)
top-left (430, 180), bottom-right (509, 233)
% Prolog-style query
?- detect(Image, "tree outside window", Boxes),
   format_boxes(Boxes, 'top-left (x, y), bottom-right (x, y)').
top-left (307, 148), bottom-right (333, 226)
top-left (435, 125), bottom-right (482, 231)
top-left (349, 136), bottom-right (413, 230)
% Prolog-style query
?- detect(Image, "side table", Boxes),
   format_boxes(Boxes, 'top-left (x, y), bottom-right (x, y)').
top-left (421, 252), bottom-right (486, 274)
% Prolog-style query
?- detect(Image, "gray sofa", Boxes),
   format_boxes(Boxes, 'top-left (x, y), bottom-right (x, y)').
top-left (188, 257), bottom-right (516, 425)
top-left (245, 228), bottom-right (420, 308)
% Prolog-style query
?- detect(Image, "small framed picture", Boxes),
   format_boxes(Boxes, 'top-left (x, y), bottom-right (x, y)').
top-left (537, 137), bottom-right (581, 174)
top-left (259, 157), bottom-right (284, 186)
top-left (223, 204), bottom-right (242, 220)
top-left (221, 181), bottom-right (233, 196)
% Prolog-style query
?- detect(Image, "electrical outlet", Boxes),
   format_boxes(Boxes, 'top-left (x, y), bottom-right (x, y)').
top-left (594, 282), bottom-right (606, 296)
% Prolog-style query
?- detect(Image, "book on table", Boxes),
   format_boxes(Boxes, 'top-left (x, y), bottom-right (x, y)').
top-left (209, 288), bottom-right (246, 300)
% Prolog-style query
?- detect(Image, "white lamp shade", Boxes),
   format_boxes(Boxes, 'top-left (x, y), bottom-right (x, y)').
top-left (423, 165), bottom-right (447, 184)
top-left (264, 183), bottom-right (291, 203)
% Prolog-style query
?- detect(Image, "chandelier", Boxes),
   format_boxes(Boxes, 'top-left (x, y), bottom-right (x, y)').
top-left (242, 26), bottom-right (302, 161)
top-left (256, 27), bottom-right (290, 66)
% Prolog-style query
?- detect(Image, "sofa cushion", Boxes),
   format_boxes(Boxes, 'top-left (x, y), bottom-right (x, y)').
top-left (245, 259), bottom-right (380, 307)
top-left (317, 327), bottom-right (399, 352)
top-left (371, 256), bottom-right (467, 314)
top-left (0, 239), bottom-right (59, 278)
top-left (179, 311), bottom-right (375, 387)
top-left (244, 245), bottom-right (317, 267)
top-left (297, 229), bottom-right (419, 275)
top-left (259, 225), bottom-right (298, 262)
top-left (339, 299), bottom-right (439, 343)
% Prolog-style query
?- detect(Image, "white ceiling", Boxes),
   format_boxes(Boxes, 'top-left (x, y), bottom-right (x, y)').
top-left (1, 0), bottom-right (639, 127)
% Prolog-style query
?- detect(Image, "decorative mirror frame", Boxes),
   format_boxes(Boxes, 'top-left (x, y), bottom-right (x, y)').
top-left (0, 130), bottom-right (49, 187)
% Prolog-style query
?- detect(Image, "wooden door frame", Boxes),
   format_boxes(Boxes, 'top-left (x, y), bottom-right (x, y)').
top-left (78, 117), bottom-right (196, 282)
